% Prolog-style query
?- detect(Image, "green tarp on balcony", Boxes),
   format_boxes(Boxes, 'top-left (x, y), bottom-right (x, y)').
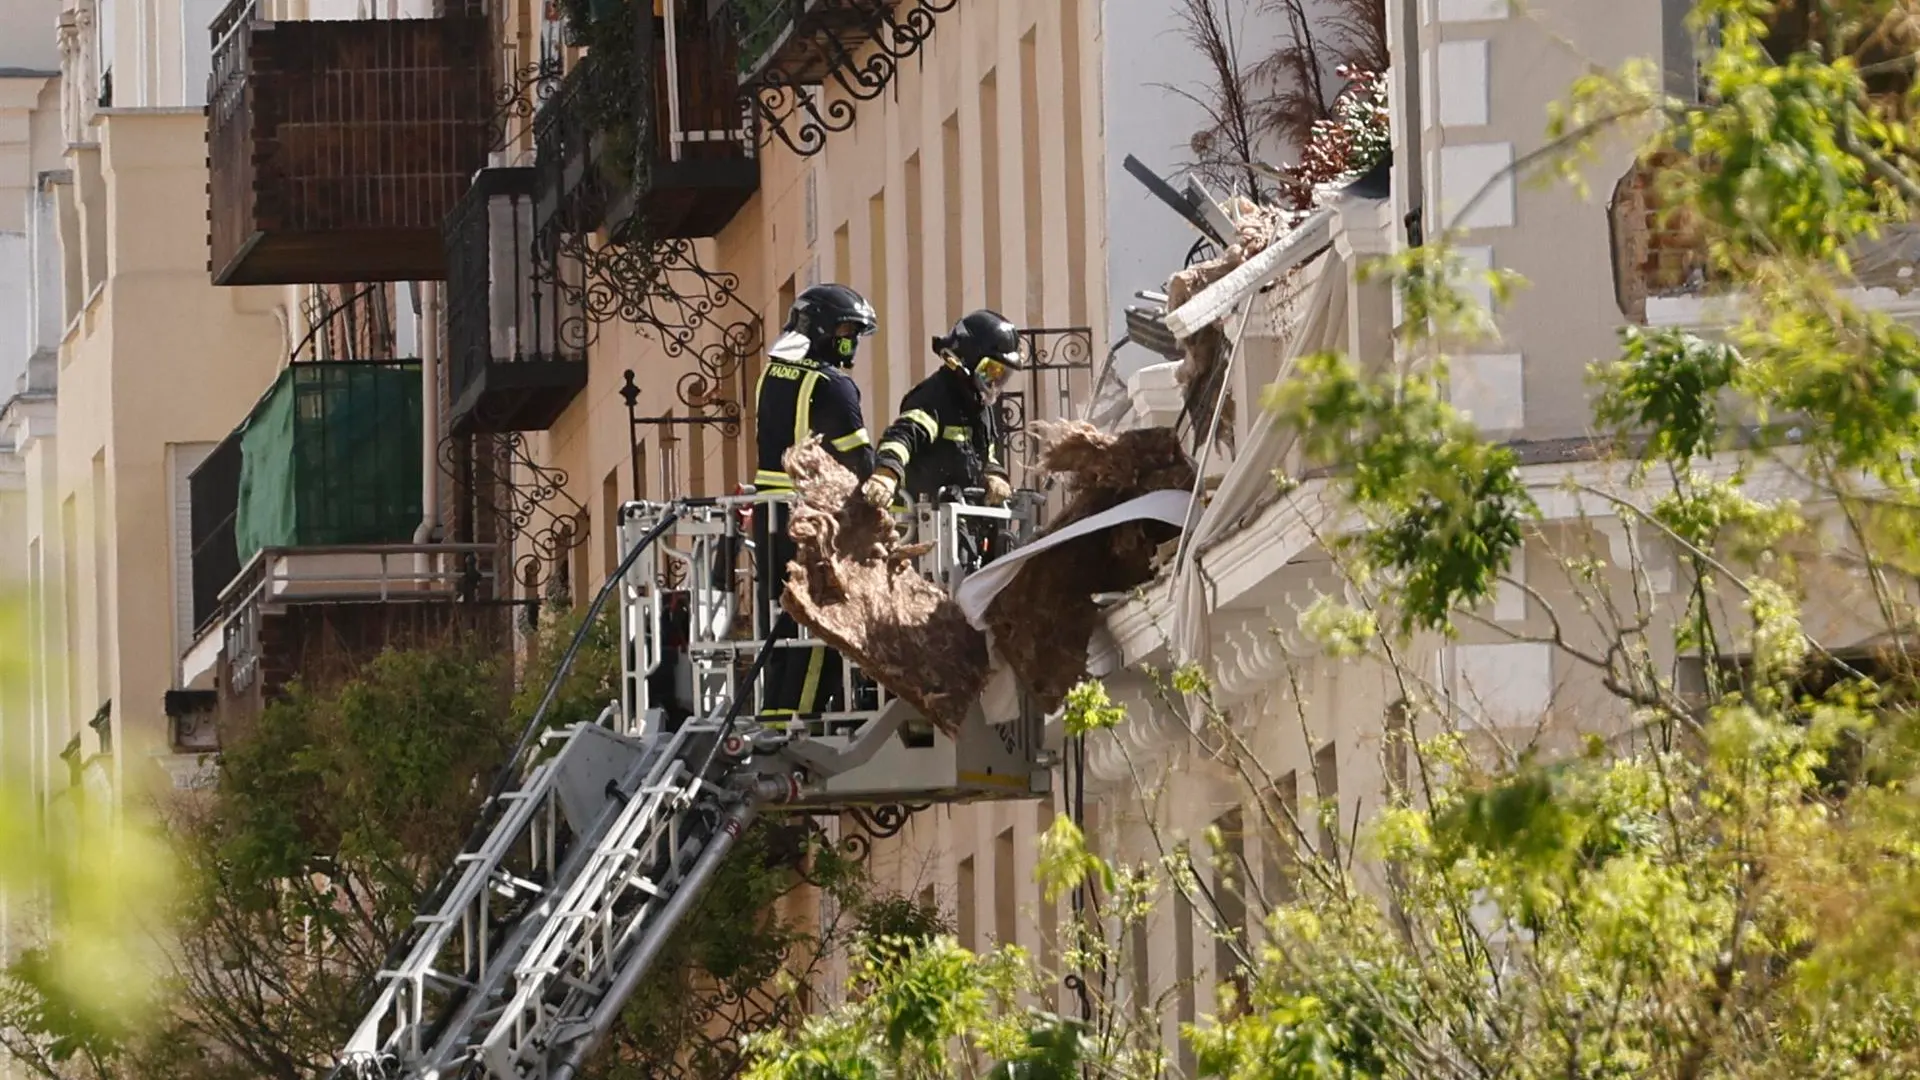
top-left (234, 362), bottom-right (423, 565)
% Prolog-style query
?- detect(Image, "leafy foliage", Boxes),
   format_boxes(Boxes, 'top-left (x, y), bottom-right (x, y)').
top-left (745, 5), bottom-right (1920, 1079)
top-left (0, 590), bottom-right (177, 1078)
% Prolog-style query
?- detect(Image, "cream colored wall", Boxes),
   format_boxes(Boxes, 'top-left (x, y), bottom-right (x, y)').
top-left (0, 0), bottom-right (61, 73)
top-left (1419, 0), bottom-right (1663, 442)
top-left (524, 0), bottom-right (1109, 971)
top-left (539, 0), bottom-right (1107, 602)
top-left (48, 109), bottom-right (283, 800)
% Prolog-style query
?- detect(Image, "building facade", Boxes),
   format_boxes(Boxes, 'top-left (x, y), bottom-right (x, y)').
top-left (0, 0), bottom-right (1777, 1069)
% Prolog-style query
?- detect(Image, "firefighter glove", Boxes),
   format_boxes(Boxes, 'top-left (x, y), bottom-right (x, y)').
top-left (985, 475), bottom-right (1012, 507)
top-left (860, 471), bottom-right (898, 508)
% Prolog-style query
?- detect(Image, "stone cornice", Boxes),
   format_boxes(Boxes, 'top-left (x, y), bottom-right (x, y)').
top-left (1084, 673), bottom-right (1186, 787)
top-left (1103, 447), bottom-right (1845, 673)
top-left (0, 392), bottom-right (57, 452)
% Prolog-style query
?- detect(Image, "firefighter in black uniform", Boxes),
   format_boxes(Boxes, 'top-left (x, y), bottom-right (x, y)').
top-left (753, 283), bottom-right (877, 719)
top-left (859, 309), bottom-right (1019, 516)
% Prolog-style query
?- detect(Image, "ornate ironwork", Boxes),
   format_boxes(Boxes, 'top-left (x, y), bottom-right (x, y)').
top-left (440, 430), bottom-right (590, 594)
top-left (738, 0), bottom-right (959, 159)
top-left (293, 283), bottom-right (398, 363)
top-left (993, 326), bottom-right (1096, 474)
top-left (488, 55), bottom-right (563, 154)
top-left (790, 803), bottom-right (931, 879)
top-left (537, 229), bottom-right (755, 356)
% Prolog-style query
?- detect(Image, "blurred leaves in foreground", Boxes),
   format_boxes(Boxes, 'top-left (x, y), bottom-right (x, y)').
top-left (0, 587), bottom-right (177, 1072)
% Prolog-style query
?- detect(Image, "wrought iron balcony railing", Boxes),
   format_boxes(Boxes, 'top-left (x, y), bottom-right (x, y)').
top-left (445, 167), bottom-right (590, 434)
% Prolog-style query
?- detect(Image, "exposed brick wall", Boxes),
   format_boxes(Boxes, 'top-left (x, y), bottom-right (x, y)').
top-left (209, 15), bottom-right (493, 284)
top-left (1610, 151), bottom-right (1713, 322)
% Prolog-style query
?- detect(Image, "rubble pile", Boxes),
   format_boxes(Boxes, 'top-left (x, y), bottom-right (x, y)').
top-left (982, 422), bottom-right (1196, 713)
top-left (1164, 197), bottom-right (1286, 438)
top-left (778, 423), bottom-right (1197, 730)
top-left (778, 438), bottom-right (988, 735)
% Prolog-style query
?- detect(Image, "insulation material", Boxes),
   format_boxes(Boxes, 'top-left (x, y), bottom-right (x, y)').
top-left (981, 422), bottom-right (1197, 714)
top-left (1164, 198), bottom-right (1285, 438)
top-left (778, 439), bottom-right (989, 735)
top-left (954, 489), bottom-right (1197, 627)
top-left (780, 424), bottom-right (1196, 729)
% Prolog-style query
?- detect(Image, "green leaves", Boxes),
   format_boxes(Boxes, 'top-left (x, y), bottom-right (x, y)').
top-left (1060, 679), bottom-right (1128, 735)
top-left (746, 936), bottom-right (1036, 1080)
top-left (0, 591), bottom-right (178, 1069)
top-left (1595, 327), bottom-right (1743, 462)
top-left (1269, 350), bottom-right (1536, 635)
top-left (1036, 814), bottom-right (1115, 904)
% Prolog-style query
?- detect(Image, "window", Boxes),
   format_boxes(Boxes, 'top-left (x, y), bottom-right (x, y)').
top-left (1059, 0), bottom-right (1089, 325)
top-left (994, 827), bottom-right (1016, 946)
top-left (1212, 808), bottom-right (1250, 1012)
top-left (942, 112), bottom-right (963, 321)
top-left (1313, 742), bottom-right (1340, 861)
top-left (905, 153), bottom-right (927, 381)
top-left (1175, 885), bottom-right (1196, 1075)
top-left (957, 855), bottom-right (977, 949)
top-left (91, 453), bottom-right (110, 704)
top-left (805, 168), bottom-right (819, 248)
top-left (96, 0), bottom-right (116, 106)
top-left (1385, 699), bottom-right (1412, 804)
top-left (1128, 917), bottom-right (1150, 1022)
top-left (866, 192), bottom-right (890, 413)
top-left (979, 70), bottom-right (1002, 311)
top-left (181, 0), bottom-right (226, 106)
top-left (1261, 772), bottom-right (1299, 906)
top-left (169, 443), bottom-right (216, 661)
top-left (569, 509), bottom-right (590, 608)
top-left (601, 467), bottom-right (619, 582)
top-left (1034, 802), bottom-right (1060, 1005)
top-left (1019, 30), bottom-right (1044, 324)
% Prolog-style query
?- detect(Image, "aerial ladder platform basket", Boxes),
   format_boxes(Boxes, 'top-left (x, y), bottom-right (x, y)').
top-left (331, 491), bottom-right (1053, 1080)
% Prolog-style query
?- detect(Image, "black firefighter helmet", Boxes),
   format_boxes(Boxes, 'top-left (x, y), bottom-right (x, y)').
top-left (772, 283), bottom-right (878, 369)
top-left (934, 309), bottom-right (1020, 396)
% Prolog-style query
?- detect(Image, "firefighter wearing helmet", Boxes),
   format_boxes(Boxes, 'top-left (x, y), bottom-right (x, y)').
top-left (753, 283), bottom-right (878, 718)
top-left (859, 309), bottom-right (1018, 510)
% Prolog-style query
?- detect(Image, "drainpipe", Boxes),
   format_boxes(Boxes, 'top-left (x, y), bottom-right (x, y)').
top-left (413, 281), bottom-right (441, 584)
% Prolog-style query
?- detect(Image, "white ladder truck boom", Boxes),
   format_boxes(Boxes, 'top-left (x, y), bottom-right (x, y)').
top-left (331, 492), bottom-right (1052, 1079)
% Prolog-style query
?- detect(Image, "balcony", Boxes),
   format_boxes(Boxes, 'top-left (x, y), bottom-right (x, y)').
top-left (181, 359), bottom-right (507, 732)
top-left (445, 167), bottom-right (589, 434)
top-left (206, 0), bottom-right (492, 286)
top-left (534, 0), bottom-right (758, 242)
top-left (619, 0), bottom-right (759, 238)
top-left (738, 0), bottom-right (894, 88)
top-left (1613, 152), bottom-right (1920, 327)
top-left (733, 0), bottom-right (956, 157)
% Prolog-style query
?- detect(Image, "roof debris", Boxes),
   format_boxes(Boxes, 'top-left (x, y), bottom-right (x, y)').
top-left (982, 422), bottom-right (1196, 714)
top-left (1163, 197), bottom-right (1286, 443)
top-left (779, 423), bottom-right (1196, 729)
top-left (778, 438), bottom-right (988, 736)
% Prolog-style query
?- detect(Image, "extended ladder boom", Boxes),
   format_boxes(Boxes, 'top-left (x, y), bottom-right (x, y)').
top-left (336, 705), bottom-right (794, 1079)
top-left (333, 492), bottom-right (1051, 1079)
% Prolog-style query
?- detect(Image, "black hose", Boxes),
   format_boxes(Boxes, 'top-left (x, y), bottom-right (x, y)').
top-left (692, 615), bottom-right (790, 778)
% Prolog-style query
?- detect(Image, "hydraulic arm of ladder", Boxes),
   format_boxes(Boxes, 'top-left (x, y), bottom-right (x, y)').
top-left (335, 702), bottom-right (799, 1079)
top-left (332, 491), bottom-right (1048, 1080)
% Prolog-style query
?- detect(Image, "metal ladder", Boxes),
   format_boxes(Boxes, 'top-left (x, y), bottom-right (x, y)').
top-left (332, 490), bottom-right (1046, 1079)
top-left (334, 703), bottom-right (795, 1079)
